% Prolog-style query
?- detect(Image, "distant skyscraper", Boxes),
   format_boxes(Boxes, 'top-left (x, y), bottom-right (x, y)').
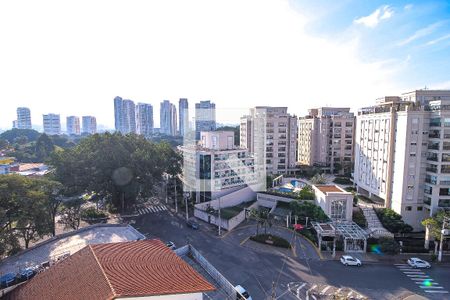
top-left (12, 120), bottom-right (18, 129)
top-left (82, 116), bottom-right (97, 134)
top-left (160, 100), bottom-right (177, 136)
top-left (16, 107), bottom-right (32, 129)
top-left (195, 100), bottom-right (216, 140)
top-left (179, 98), bottom-right (189, 137)
top-left (136, 103), bottom-right (153, 137)
top-left (114, 96), bottom-right (136, 134)
top-left (43, 114), bottom-right (61, 135)
top-left (66, 116), bottom-right (81, 135)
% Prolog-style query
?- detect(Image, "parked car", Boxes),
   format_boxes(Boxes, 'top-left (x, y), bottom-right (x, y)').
top-left (16, 267), bottom-right (36, 282)
top-left (407, 257), bottom-right (431, 268)
top-left (166, 241), bottom-right (176, 250)
top-left (235, 285), bottom-right (252, 300)
top-left (186, 219), bottom-right (199, 230)
top-left (340, 255), bottom-right (362, 267)
top-left (0, 272), bottom-right (16, 288)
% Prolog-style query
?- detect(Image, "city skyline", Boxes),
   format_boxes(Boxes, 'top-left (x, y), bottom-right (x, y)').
top-left (1, 0), bottom-right (449, 129)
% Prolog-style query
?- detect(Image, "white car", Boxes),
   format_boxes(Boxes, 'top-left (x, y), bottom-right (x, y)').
top-left (235, 285), bottom-right (252, 300)
top-left (340, 255), bottom-right (362, 266)
top-left (407, 257), bottom-right (431, 268)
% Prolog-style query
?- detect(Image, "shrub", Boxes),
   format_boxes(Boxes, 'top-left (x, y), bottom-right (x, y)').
top-left (81, 207), bottom-right (107, 220)
top-left (250, 234), bottom-right (291, 248)
top-left (352, 208), bottom-right (367, 228)
top-left (375, 208), bottom-right (413, 234)
top-left (333, 177), bottom-right (352, 185)
top-left (299, 228), bottom-right (318, 245)
top-left (290, 201), bottom-right (329, 223)
top-left (379, 237), bottom-right (400, 254)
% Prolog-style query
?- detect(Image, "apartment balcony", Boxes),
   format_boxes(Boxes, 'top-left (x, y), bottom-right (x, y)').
top-left (430, 122), bottom-right (441, 127)
top-left (428, 144), bottom-right (440, 150)
top-left (426, 167), bottom-right (438, 173)
top-left (427, 156), bottom-right (439, 162)
top-left (424, 198), bottom-right (432, 206)
top-left (429, 133), bottom-right (440, 139)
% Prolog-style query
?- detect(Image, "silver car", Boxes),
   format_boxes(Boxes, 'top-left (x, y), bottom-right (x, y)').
top-left (340, 255), bottom-right (362, 266)
top-left (407, 257), bottom-right (431, 268)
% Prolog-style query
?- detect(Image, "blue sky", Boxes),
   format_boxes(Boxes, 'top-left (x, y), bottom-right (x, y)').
top-left (0, 0), bottom-right (449, 130)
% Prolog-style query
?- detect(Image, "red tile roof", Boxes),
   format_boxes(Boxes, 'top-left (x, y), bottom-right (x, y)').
top-left (315, 185), bottom-right (344, 194)
top-left (5, 240), bottom-right (215, 300)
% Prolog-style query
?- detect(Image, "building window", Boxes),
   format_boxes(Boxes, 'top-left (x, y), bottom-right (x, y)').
top-left (330, 200), bottom-right (346, 220)
top-left (405, 206), bottom-right (412, 211)
top-left (417, 206), bottom-right (423, 211)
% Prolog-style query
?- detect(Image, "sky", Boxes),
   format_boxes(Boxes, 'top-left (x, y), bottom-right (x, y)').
top-left (0, 0), bottom-right (449, 130)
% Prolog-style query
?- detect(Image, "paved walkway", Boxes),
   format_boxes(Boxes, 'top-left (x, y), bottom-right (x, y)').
top-left (359, 202), bottom-right (393, 238)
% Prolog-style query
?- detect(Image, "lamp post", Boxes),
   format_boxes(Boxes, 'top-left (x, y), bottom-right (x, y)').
top-left (218, 197), bottom-right (222, 236)
top-left (184, 191), bottom-right (190, 221)
top-left (438, 216), bottom-right (449, 262)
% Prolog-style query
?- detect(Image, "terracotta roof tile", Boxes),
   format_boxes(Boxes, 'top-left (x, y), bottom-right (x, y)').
top-left (5, 240), bottom-right (215, 300)
top-left (315, 185), bottom-right (344, 194)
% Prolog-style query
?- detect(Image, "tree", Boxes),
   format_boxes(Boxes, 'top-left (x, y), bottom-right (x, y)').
top-left (0, 129), bottom-right (41, 143)
top-left (0, 139), bottom-right (9, 149)
top-left (50, 133), bottom-right (182, 213)
top-left (35, 133), bottom-right (55, 161)
top-left (422, 210), bottom-right (450, 253)
top-left (290, 201), bottom-right (329, 223)
top-left (249, 208), bottom-right (272, 235)
top-left (310, 173), bottom-right (327, 184)
top-left (58, 198), bottom-right (84, 230)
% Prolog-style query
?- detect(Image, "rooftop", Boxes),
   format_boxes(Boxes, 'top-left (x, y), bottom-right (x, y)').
top-left (0, 224), bottom-right (145, 275)
top-left (5, 240), bottom-right (215, 300)
top-left (314, 185), bottom-right (345, 194)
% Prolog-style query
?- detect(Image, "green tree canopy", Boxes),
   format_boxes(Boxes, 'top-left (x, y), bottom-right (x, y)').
top-left (289, 201), bottom-right (329, 222)
top-left (50, 133), bottom-right (181, 212)
top-left (0, 129), bottom-right (41, 143)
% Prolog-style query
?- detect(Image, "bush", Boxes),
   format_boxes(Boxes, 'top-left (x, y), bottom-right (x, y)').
top-left (81, 207), bottom-right (107, 220)
top-left (352, 208), bottom-right (367, 228)
top-left (375, 208), bottom-right (413, 234)
top-left (379, 237), bottom-right (400, 254)
top-left (333, 177), bottom-right (352, 185)
top-left (299, 228), bottom-right (318, 245)
top-left (250, 234), bottom-right (291, 248)
top-left (290, 201), bottom-right (329, 223)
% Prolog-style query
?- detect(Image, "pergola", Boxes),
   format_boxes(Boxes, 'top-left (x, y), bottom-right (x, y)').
top-left (312, 221), bottom-right (368, 254)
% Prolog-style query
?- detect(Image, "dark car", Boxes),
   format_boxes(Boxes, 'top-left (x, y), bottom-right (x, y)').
top-left (16, 268), bottom-right (36, 282)
top-left (0, 272), bottom-right (16, 288)
top-left (186, 219), bottom-right (199, 230)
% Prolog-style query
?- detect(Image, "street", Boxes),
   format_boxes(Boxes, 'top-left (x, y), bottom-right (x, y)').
top-left (131, 205), bottom-right (450, 300)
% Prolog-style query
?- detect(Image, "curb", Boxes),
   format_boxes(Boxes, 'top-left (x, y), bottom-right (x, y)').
top-left (274, 225), bottom-right (323, 260)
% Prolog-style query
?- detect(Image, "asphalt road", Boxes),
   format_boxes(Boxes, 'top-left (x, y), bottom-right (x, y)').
top-left (131, 206), bottom-right (450, 300)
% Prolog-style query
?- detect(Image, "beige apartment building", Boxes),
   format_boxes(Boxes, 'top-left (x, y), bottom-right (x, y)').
top-left (354, 90), bottom-right (450, 230)
top-left (240, 107), bottom-right (297, 175)
top-left (298, 107), bottom-right (354, 174)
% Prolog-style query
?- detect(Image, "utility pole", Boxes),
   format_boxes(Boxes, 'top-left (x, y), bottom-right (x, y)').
top-left (438, 216), bottom-right (449, 262)
top-left (218, 197), bottom-right (221, 236)
top-left (174, 176), bottom-right (178, 213)
top-left (184, 191), bottom-right (189, 221)
top-left (165, 175), bottom-right (168, 204)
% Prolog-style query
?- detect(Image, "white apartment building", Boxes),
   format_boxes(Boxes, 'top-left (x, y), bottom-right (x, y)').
top-left (136, 103), bottom-right (154, 137)
top-left (181, 131), bottom-right (261, 203)
top-left (298, 107), bottom-right (354, 174)
top-left (66, 116), bottom-right (80, 135)
top-left (114, 96), bottom-right (136, 134)
top-left (195, 101), bottom-right (216, 140)
top-left (82, 116), bottom-right (97, 134)
top-left (354, 90), bottom-right (450, 230)
top-left (240, 107), bottom-right (297, 175)
top-left (16, 107), bottom-right (32, 129)
top-left (160, 100), bottom-right (177, 136)
top-left (43, 114), bottom-right (61, 135)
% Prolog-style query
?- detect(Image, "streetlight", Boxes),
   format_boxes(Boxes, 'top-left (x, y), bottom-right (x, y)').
top-left (438, 216), bottom-right (449, 262)
top-left (184, 191), bottom-right (190, 221)
top-left (218, 197), bottom-right (222, 236)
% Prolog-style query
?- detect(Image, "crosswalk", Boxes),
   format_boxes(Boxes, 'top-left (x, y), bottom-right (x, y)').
top-left (287, 282), bottom-right (367, 300)
top-left (137, 205), bottom-right (167, 216)
top-left (395, 264), bottom-right (449, 295)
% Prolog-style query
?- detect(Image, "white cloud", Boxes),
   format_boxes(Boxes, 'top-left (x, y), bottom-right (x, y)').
top-left (397, 22), bottom-right (443, 46)
top-left (354, 5), bottom-right (394, 28)
top-left (404, 4), bottom-right (413, 11)
top-left (0, 0), bottom-right (403, 128)
top-left (425, 33), bottom-right (450, 46)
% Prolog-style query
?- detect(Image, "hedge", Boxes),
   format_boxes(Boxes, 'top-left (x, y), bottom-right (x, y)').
top-left (333, 177), bottom-right (352, 185)
top-left (374, 208), bottom-right (413, 234)
top-left (250, 234), bottom-right (291, 248)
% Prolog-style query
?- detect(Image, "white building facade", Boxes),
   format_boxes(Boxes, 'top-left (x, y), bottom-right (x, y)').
top-left (240, 107), bottom-right (297, 175)
top-left (354, 90), bottom-right (450, 230)
top-left (66, 116), bottom-right (81, 135)
top-left (43, 114), bottom-right (61, 135)
top-left (82, 116), bottom-right (97, 134)
top-left (16, 107), bottom-right (32, 129)
top-left (136, 103), bottom-right (154, 137)
top-left (298, 107), bottom-right (354, 174)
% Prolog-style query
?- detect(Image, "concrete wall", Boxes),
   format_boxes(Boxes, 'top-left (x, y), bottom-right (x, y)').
top-left (117, 292), bottom-right (203, 300)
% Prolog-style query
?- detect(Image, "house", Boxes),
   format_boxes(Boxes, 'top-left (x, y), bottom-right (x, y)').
top-left (4, 240), bottom-right (215, 300)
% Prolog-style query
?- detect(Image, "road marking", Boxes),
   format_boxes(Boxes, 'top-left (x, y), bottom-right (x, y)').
top-left (424, 290), bottom-right (449, 293)
top-left (240, 237), bottom-right (250, 246)
top-left (296, 283), bottom-right (307, 296)
top-left (406, 275), bottom-right (429, 278)
top-left (320, 286), bottom-right (331, 295)
top-left (420, 286), bottom-right (444, 289)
